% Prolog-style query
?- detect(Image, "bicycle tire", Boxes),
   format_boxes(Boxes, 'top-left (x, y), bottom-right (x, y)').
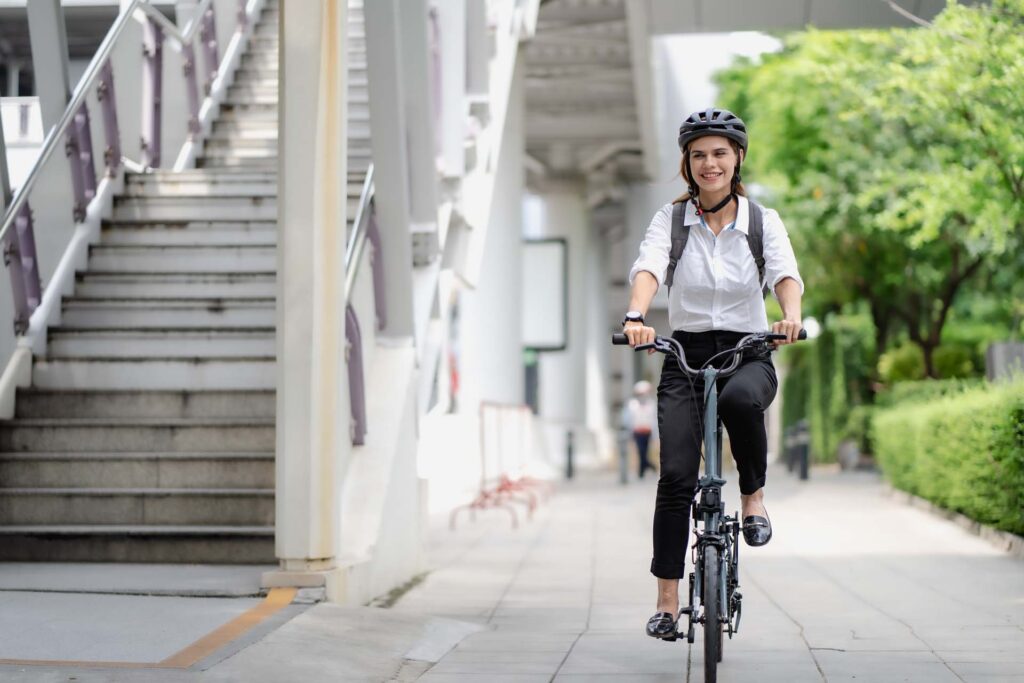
top-left (703, 545), bottom-right (723, 680)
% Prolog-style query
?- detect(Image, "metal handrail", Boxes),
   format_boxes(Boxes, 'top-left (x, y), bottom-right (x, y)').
top-left (344, 164), bottom-right (376, 300)
top-left (0, 0), bottom-right (216, 244)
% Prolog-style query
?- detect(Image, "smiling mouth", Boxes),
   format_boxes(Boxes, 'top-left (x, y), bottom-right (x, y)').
top-left (700, 172), bottom-right (723, 180)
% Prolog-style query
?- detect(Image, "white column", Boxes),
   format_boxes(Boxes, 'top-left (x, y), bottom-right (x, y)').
top-left (364, 0), bottom-right (415, 339)
top-left (272, 0), bottom-right (349, 581)
top-left (436, 0), bottom-right (466, 178)
top-left (26, 0), bottom-right (71, 133)
top-left (458, 56), bottom-right (524, 409)
top-left (5, 64), bottom-right (20, 97)
top-left (398, 0), bottom-right (439, 226)
top-left (529, 183), bottom-right (589, 426)
top-left (584, 229), bottom-right (611, 435)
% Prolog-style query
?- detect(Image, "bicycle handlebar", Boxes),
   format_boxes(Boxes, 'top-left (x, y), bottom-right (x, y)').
top-left (611, 329), bottom-right (807, 378)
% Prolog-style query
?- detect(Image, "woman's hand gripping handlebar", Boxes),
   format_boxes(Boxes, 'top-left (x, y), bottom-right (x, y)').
top-left (611, 329), bottom-right (807, 378)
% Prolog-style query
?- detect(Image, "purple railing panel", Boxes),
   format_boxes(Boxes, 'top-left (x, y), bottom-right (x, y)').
top-left (200, 6), bottom-right (220, 94)
top-left (2, 203), bottom-right (42, 334)
top-left (366, 206), bottom-right (387, 332)
top-left (346, 304), bottom-right (367, 445)
top-left (237, 0), bottom-right (248, 30)
top-left (182, 43), bottom-right (201, 137)
top-left (14, 204), bottom-right (41, 311)
top-left (97, 60), bottom-right (121, 176)
top-left (428, 7), bottom-right (442, 157)
top-left (74, 103), bottom-right (97, 202)
top-left (142, 18), bottom-right (164, 168)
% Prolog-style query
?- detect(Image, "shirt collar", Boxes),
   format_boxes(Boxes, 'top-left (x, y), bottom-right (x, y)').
top-left (684, 195), bottom-right (750, 234)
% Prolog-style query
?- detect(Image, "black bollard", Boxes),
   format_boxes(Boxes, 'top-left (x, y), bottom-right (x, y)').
top-left (565, 429), bottom-right (574, 480)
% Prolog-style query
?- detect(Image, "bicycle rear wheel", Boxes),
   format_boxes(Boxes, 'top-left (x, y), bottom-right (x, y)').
top-left (703, 545), bottom-right (723, 680)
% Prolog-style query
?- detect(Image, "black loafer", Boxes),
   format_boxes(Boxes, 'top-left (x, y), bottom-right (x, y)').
top-left (742, 511), bottom-right (772, 547)
top-left (645, 611), bottom-right (678, 639)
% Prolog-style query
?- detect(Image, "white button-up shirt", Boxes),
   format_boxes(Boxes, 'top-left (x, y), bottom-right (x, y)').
top-left (628, 196), bottom-right (804, 333)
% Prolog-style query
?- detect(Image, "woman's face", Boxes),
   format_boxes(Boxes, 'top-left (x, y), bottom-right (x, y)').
top-left (687, 135), bottom-right (742, 194)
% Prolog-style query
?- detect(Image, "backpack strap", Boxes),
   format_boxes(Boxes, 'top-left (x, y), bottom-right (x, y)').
top-left (665, 201), bottom-right (689, 291)
top-left (745, 200), bottom-right (768, 298)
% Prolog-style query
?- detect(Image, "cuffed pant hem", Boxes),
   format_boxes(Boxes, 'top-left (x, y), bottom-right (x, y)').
top-left (739, 477), bottom-right (767, 496)
top-left (650, 560), bottom-right (687, 580)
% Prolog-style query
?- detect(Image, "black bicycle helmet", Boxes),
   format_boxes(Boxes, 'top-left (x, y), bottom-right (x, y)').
top-left (677, 108), bottom-right (748, 153)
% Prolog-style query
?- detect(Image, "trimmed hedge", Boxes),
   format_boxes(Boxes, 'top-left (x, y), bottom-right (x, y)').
top-left (872, 380), bottom-right (1024, 535)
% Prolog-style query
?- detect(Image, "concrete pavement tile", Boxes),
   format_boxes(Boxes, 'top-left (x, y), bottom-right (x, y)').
top-left (812, 649), bottom-right (963, 682)
top-left (441, 651), bottom-right (568, 664)
top-left (425, 658), bottom-right (563, 675)
top-left (554, 676), bottom-right (684, 683)
top-left (937, 650), bottom-right (1024, 663)
top-left (557, 634), bottom-right (688, 675)
top-left (688, 648), bottom-right (824, 682)
top-left (0, 591), bottom-right (262, 663)
top-left (416, 675), bottom-right (551, 683)
top-left (947, 661), bottom-right (1024, 679)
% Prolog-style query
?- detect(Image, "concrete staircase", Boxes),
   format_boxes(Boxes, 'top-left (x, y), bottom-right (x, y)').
top-left (0, 0), bottom-right (372, 563)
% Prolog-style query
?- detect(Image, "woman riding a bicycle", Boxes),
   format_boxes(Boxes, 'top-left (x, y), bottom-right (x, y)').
top-left (620, 108), bottom-right (804, 639)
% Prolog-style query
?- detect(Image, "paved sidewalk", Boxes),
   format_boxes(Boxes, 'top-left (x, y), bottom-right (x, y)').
top-left (394, 464), bottom-right (1024, 682)
top-left (0, 464), bottom-right (1020, 681)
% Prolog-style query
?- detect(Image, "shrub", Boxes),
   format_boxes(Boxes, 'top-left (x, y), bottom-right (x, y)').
top-left (878, 342), bottom-right (925, 383)
top-left (872, 380), bottom-right (1024, 535)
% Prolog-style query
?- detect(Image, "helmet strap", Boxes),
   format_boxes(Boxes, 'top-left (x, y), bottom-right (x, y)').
top-left (697, 193), bottom-right (736, 215)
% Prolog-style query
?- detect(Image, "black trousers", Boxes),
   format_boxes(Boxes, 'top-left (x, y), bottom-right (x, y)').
top-left (651, 330), bottom-right (778, 580)
top-left (634, 432), bottom-right (652, 479)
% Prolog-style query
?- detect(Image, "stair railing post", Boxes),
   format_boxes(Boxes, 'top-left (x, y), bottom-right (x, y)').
top-left (200, 4), bottom-right (219, 94)
top-left (182, 41), bottom-right (202, 137)
top-left (96, 60), bottom-right (122, 177)
top-left (141, 16), bottom-right (164, 168)
top-left (366, 207), bottom-right (387, 332)
top-left (64, 108), bottom-right (88, 222)
top-left (74, 102), bottom-right (98, 207)
top-left (345, 304), bottom-right (367, 445)
top-left (14, 204), bottom-right (42, 313)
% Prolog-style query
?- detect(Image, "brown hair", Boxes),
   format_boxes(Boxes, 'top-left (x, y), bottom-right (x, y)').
top-left (673, 139), bottom-right (747, 204)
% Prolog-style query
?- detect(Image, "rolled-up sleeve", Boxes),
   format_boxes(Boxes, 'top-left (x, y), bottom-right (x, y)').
top-left (628, 204), bottom-right (673, 287)
top-left (762, 208), bottom-right (804, 298)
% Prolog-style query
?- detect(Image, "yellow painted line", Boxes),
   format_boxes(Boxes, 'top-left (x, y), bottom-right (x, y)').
top-left (0, 587), bottom-right (299, 670)
top-left (159, 587), bottom-right (298, 668)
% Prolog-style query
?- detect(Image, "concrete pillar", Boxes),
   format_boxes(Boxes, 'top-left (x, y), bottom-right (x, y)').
top-left (5, 64), bottom-right (20, 97)
top-left (458, 55), bottom-right (524, 410)
top-left (436, 0), bottom-right (466, 178)
top-left (465, 0), bottom-right (489, 97)
top-left (527, 183), bottom-right (589, 426)
top-left (26, 0), bottom-right (71, 132)
top-left (584, 228), bottom-right (611, 435)
top-left (272, 0), bottom-right (349, 581)
top-left (397, 0), bottom-right (439, 226)
top-left (364, 0), bottom-right (415, 340)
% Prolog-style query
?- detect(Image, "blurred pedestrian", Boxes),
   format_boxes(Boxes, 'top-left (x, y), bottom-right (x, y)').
top-left (626, 380), bottom-right (657, 479)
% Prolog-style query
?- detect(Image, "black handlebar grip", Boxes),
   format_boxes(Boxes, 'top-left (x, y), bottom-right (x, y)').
top-left (799, 329), bottom-right (808, 340)
top-left (611, 333), bottom-right (629, 345)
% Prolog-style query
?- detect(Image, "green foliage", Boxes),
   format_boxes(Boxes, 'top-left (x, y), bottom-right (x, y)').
top-left (878, 342), bottom-right (926, 383)
top-left (872, 380), bottom-right (1024, 535)
top-left (717, 1), bottom-right (1024, 374)
top-left (874, 377), bottom-right (985, 409)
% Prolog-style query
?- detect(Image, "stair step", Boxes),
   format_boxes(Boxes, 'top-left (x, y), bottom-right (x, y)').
top-left (113, 195), bottom-right (276, 221)
top-left (48, 328), bottom-right (275, 358)
top-left (0, 452), bottom-right (274, 488)
top-left (204, 138), bottom-right (279, 153)
top-left (87, 244), bottom-right (276, 272)
top-left (60, 297), bottom-right (275, 327)
top-left (0, 488), bottom-right (273, 526)
top-left (74, 272), bottom-right (276, 298)
top-left (0, 418), bottom-right (274, 452)
top-left (0, 525), bottom-right (275, 563)
top-left (15, 389), bottom-right (275, 419)
top-left (125, 174), bottom-right (277, 195)
top-left (100, 226), bottom-right (275, 247)
top-left (32, 357), bottom-right (276, 390)
top-left (195, 158), bottom-right (278, 170)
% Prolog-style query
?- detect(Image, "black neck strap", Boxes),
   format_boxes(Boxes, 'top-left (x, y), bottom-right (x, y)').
top-left (694, 193), bottom-right (735, 216)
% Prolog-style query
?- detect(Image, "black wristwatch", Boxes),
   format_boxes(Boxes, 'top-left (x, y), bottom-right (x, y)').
top-left (622, 310), bottom-right (644, 326)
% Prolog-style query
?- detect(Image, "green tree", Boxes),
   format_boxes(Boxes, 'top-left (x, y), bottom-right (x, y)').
top-left (718, 0), bottom-right (1024, 377)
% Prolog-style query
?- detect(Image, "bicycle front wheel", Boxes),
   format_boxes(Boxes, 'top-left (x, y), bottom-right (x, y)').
top-left (703, 545), bottom-right (723, 679)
